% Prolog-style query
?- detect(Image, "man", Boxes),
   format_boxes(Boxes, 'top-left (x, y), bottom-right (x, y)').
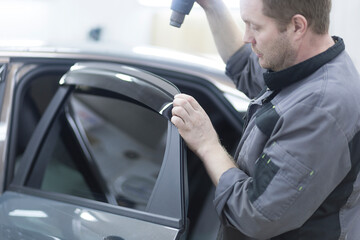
top-left (171, 0), bottom-right (360, 239)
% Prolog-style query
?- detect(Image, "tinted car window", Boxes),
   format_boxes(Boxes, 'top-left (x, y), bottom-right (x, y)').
top-left (26, 91), bottom-right (168, 211)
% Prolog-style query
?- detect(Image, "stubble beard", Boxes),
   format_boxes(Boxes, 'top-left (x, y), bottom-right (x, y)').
top-left (257, 32), bottom-right (296, 72)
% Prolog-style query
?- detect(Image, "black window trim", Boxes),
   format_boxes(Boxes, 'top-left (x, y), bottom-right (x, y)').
top-left (5, 63), bottom-right (73, 188)
top-left (13, 85), bottom-right (72, 185)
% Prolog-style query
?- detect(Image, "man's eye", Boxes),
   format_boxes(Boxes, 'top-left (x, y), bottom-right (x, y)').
top-left (251, 25), bottom-right (260, 31)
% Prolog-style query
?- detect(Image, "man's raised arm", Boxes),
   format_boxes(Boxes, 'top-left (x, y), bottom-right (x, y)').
top-left (196, 0), bottom-right (245, 63)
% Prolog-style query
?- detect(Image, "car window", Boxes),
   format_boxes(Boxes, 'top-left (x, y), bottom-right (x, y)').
top-left (25, 91), bottom-right (168, 211)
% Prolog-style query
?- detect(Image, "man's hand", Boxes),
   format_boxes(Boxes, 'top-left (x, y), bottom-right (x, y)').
top-left (171, 93), bottom-right (219, 156)
top-left (171, 93), bottom-right (237, 185)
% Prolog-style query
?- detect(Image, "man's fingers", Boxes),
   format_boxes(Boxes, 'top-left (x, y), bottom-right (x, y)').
top-left (171, 115), bottom-right (185, 129)
top-left (172, 105), bottom-right (190, 120)
top-left (172, 94), bottom-right (208, 130)
top-left (172, 96), bottom-right (195, 119)
top-left (174, 93), bottom-right (201, 111)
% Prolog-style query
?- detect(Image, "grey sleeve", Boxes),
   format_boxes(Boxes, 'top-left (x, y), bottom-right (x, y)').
top-left (225, 44), bottom-right (266, 99)
top-left (214, 103), bottom-right (351, 239)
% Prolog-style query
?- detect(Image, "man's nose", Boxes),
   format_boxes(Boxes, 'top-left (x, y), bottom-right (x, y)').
top-left (243, 29), bottom-right (255, 44)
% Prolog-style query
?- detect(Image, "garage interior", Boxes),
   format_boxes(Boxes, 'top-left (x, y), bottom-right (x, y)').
top-left (0, 0), bottom-right (358, 71)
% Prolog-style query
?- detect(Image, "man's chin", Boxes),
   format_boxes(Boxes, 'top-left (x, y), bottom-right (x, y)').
top-left (258, 59), bottom-right (270, 70)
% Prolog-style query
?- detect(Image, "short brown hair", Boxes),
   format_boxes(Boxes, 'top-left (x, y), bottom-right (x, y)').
top-left (262, 0), bottom-right (332, 34)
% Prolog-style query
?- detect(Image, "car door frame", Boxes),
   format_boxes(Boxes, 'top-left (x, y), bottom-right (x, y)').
top-left (6, 62), bottom-right (189, 238)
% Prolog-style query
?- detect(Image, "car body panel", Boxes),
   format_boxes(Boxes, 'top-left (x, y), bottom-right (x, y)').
top-left (0, 191), bottom-right (179, 240)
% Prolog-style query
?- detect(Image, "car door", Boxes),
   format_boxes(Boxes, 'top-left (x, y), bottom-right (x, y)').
top-left (0, 62), bottom-right (188, 240)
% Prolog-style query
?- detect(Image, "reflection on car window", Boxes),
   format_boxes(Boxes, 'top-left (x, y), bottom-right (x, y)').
top-left (26, 91), bottom-right (168, 211)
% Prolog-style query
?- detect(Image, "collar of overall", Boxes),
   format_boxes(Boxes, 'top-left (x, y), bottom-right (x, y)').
top-left (263, 36), bottom-right (345, 91)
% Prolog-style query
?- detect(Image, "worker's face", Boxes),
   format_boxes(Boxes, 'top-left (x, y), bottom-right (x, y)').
top-left (240, 0), bottom-right (296, 71)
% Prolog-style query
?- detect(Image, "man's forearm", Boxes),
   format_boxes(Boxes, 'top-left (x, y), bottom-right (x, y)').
top-left (202, 1), bottom-right (244, 63)
top-left (196, 140), bottom-right (237, 186)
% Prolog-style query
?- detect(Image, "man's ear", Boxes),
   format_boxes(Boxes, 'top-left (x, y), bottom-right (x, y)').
top-left (291, 14), bottom-right (308, 38)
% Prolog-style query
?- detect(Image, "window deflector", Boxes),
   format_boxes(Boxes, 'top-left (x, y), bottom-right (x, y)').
top-left (60, 62), bottom-right (178, 116)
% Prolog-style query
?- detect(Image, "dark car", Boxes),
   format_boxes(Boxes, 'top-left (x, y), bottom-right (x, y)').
top-left (0, 47), bottom-right (248, 240)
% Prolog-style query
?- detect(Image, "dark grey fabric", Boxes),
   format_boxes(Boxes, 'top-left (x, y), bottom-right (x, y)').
top-left (214, 37), bottom-right (360, 239)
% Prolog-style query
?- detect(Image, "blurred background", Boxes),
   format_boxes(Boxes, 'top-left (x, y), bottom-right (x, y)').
top-left (0, 0), bottom-right (358, 70)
